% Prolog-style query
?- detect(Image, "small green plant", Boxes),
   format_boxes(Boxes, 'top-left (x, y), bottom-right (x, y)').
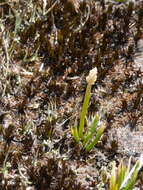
top-left (109, 154), bottom-right (143, 190)
top-left (71, 67), bottom-right (106, 152)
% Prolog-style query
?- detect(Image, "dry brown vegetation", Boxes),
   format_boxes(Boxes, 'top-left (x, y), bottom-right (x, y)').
top-left (0, 0), bottom-right (143, 189)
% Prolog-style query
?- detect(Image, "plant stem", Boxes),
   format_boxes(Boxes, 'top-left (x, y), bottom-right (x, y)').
top-left (79, 84), bottom-right (91, 138)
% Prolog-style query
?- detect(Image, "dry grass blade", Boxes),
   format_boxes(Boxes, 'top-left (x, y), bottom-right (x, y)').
top-left (68, 0), bottom-right (81, 12)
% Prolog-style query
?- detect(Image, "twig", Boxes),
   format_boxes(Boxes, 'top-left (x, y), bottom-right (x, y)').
top-left (45, 0), bottom-right (59, 15)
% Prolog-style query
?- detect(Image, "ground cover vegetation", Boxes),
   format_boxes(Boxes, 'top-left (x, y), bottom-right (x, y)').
top-left (0, 0), bottom-right (143, 189)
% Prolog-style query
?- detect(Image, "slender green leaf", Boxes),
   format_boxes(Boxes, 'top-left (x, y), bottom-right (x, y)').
top-left (71, 126), bottom-right (80, 143)
top-left (83, 113), bottom-right (99, 147)
top-left (120, 161), bottom-right (140, 190)
top-left (110, 162), bottom-right (118, 190)
top-left (121, 170), bottom-right (138, 190)
top-left (85, 124), bottom-right (105, 152)
top-left (114, 0), bottom-right (127, 2)
top-left (126, 157), bottom-right (132, 177)
top-left (117, 161), bottom-right (127, 189)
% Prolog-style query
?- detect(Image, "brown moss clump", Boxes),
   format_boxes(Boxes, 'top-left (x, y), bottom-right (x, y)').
top-left (0, 0), bottom-right (143, 189)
